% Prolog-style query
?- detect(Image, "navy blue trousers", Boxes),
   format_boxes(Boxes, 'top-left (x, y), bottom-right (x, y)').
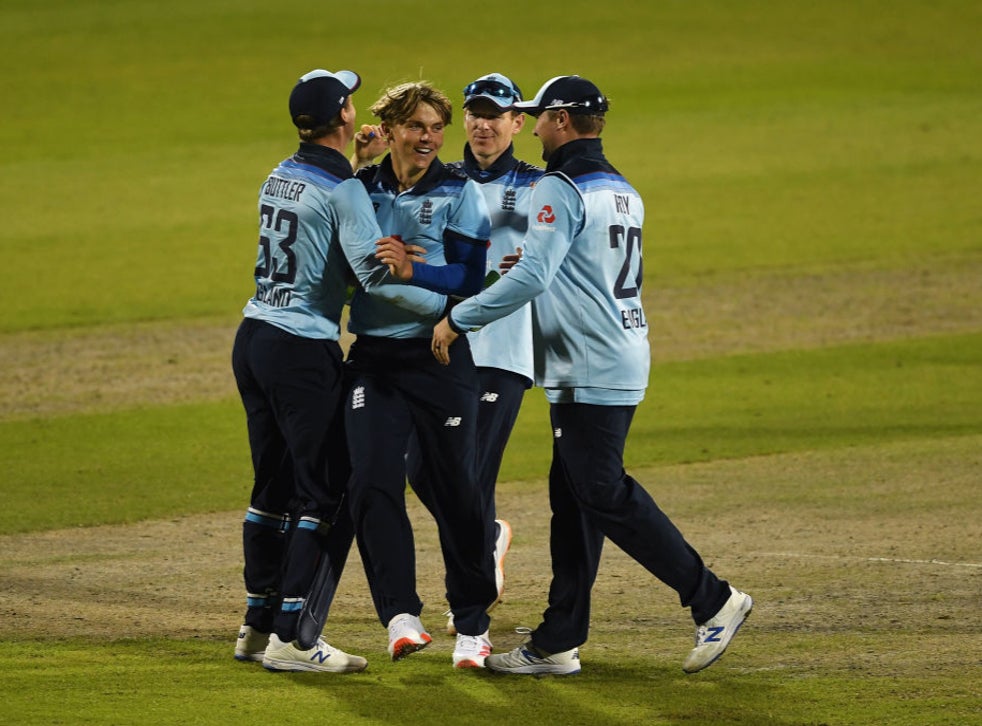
top-left (531, 402), bottom-right (730, 655)
top-left (408, 367), bottom-right (529, 561)
top-left (344, 335), bottom-right (497, 637)
top-left (231, 318), bottom-right (354, 640)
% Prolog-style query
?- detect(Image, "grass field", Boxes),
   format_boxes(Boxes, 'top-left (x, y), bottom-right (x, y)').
top-left (1, 0), bottom-right (980, 724)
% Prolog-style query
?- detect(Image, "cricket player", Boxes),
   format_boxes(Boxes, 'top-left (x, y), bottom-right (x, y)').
top-left (430, 75), bottom-right (753, 675)
top-left (398, 73), bottom-right (543, 636)
top-left (231, 68), bottom-right (448, 673)
top-left (344, 81), bottom-right (498, 669)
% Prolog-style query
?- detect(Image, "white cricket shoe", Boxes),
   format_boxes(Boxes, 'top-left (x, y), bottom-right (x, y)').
top-left (452, 631), bottom-right (493, 669)
top-left (262, 633), bottom-right (367, 673)
top-left (485, 641), bottom-right (580, 675)
top-left (387, 613), bottom-right (432, 661)
top-left (490, 519), bottom-right (512, 609)
top-left (447, 519), bottom-right (514, 636)
top-left (682, 586), bottom-right (753, 673)
top-left (233, 624), bottom-right (269, 662)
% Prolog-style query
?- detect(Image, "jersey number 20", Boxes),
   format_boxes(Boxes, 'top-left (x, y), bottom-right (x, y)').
top-left (609, 225), bottom-right (643, 300)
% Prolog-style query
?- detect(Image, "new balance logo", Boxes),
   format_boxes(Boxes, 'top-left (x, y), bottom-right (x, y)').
top-left (704, 626), bottom-right (725, 643)
top-left (310, 649), bottom-right (332, 664)
top-left (351, 386), bottom-right (365, 409)
top-left (444, 417), bottom-right (462, 427)
top-left (480, 392), bottom-right (499, 402)
top-left (553, 428), bottom-right (562, 438)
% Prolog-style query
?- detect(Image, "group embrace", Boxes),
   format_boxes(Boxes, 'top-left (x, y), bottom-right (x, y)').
top-left (230, 67), bottom-right (752, 677)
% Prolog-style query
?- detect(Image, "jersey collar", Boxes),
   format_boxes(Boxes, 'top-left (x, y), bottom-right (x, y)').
top-left (293, 142), bottom-right (355, 179)
top-left (544, 137), bottom-right (604, 173)
top-left (371, 154), bottom-right (449, 195)
top-left (461, 143), bottom-right (517, 183)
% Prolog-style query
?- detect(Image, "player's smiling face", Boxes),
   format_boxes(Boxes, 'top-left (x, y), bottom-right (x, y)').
top-left (386, 101), bottom-right (445, 179)
top-left (464, 99), bottom-right (524, 167)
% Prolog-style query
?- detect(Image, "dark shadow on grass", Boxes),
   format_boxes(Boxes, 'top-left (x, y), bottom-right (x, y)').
top-left (285, 655), bottom-right (795, 726)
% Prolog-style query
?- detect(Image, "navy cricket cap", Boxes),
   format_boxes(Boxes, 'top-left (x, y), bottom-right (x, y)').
top-left (289, 69), bottom-right (362, 129)
top-left (513, 75), bottom-right (608, 116)
top-left (463, 73), bottom-right (523, 110)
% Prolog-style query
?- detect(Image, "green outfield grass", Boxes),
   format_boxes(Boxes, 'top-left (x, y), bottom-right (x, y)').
top-left (1, 0), bottom-right (980, 723)
top-left (2, 332), bottom-right (979, 535)
top-left (0, 636), bottom-right (973, 726)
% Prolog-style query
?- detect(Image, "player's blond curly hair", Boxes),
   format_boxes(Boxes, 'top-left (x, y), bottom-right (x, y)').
top-left (369, 81), bottom-right (453, 127)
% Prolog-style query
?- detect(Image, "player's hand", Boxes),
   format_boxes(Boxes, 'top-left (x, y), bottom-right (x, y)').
top-left (405, 244), bottom-right (427, 264)
top-left (375, 235), bottom-right (424, 279)
top-left (352, 124), bottom-right (387, 170)
top-left (499, 246), bottom-right (523, 274)
top-left (432, 317), bottom-right (459, 365)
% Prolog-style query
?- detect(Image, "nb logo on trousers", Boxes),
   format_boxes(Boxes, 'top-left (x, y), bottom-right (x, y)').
top-left (444, 417), bottom-right (462, 427)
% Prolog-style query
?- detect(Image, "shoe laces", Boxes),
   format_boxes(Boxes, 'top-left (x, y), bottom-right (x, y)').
top-left (694, 625), bottom-right (709, 645)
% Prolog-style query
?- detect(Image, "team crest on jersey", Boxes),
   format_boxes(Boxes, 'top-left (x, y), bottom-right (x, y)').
top-left (537, 205), bottom-right (556, 224)
top-left (419, 200), bottom-right (433, 225)
top-left (501, 189), bottom-right (517, 212)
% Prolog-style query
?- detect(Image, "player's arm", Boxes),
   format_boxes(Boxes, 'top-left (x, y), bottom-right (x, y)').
top-left (433, 175), bottom-right (581, 363)
top-left (376, 231), bottom-right (487, 297)
top-left (331, 179), bottom-right (449, 318)
top-left (412, 229), bottom-right (488, 296)
top-left (448, 175), bottom-right (580, 332)
top-left (374, 235), bottom-right (427, 278)
top-left (377, 180), bottom-right (491, 297)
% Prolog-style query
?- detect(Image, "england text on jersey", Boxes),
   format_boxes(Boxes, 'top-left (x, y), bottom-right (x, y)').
top-left (620, 307), bottom-right (647, 329)
top-left (254, 282), bottom-right (293, 308)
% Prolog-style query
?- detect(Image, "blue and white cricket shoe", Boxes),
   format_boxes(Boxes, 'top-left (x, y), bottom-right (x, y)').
top-left (682, 586), bottom-right (753, 673)
top-left (485, 642), bottom-right (580, 675)
top-left (262, 633), bottom-right (367, 673)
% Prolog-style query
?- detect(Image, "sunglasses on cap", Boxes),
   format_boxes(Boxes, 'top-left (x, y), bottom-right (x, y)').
top-left (463, 79), bottom-right (522, 102)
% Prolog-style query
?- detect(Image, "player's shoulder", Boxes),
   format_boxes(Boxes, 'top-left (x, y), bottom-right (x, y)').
top-left (514, 159), bottom-right (545, 177)
top-left (327, 177), bottom-right (376, 215)
top-left (443, 163), bottom-right (470, 183)
top-left (538, 169), bottom-right (580, 194)
top-left (332, 176), bottom-right (370, 199)
top-left (354, 164), bottom-right (380, 186)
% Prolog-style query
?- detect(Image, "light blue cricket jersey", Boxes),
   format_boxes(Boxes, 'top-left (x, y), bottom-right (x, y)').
top-left (243, 144), bottom-right (447, 339)
top-left (449, 138), bottom-right (650, 405)
top-left (350, 156), bottom-right (491, 339)
top-left (450, 145), bottom-right (542, 383)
